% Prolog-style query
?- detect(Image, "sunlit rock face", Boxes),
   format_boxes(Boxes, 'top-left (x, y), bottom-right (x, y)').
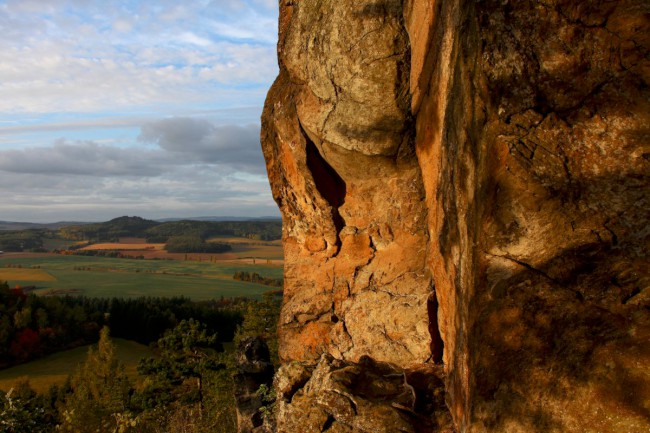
top-left (260, 0), bottom-right (650, 431)
top-left (262, 0), bottom-right (434, 370)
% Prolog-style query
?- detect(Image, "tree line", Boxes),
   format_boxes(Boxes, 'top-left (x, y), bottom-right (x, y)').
top-left (0, 217), bottom-right (281, 252)
top-left (0, 229), bottom-right (52, 252)
top-left (0, 281), bottom-right (251, 368)
top-left (60, 216), bottom-right (282, 243)
top-left (0, 293), bottom-right (282, 433)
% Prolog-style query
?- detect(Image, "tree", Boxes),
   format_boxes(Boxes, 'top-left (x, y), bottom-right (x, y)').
top-left (234, 293), bottom-right (281, 366)
top-left (12, 307), bottom-right (31, 329)
top-left (8, 328), bottom-right (40, 362)
top-left (58, 327), bottom-right (134, 433)
top-left (0, 315), bottom-right (11, 362)
top-left (35, 308), bottom-right (49, 329)
top-left (0, 379), bottom-right (52, 433)
top-left (138, 319), bottom-right (225, 417)
top-left (0, 281), bottom-right (10, 303)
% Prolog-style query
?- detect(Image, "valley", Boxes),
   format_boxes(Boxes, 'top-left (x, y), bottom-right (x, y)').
top-left (0, 216), bottom-right (283, 300)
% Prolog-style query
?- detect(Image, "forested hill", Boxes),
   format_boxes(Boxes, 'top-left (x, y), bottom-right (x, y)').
top-left (59, 216), bottom-right (158, 241)
top-left (59, 216), bottom-right (282, 242)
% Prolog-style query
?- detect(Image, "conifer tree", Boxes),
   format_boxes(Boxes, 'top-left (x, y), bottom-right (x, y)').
top-left (59, 327), bottom-right (134, 433)
top-left (234, 293), bottom-right (281, 366)
top-left (138, 319), bottom-right (225, 417)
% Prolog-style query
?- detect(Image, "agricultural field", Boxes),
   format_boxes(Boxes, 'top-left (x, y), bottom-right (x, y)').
top-left (209, 236), bottom-right (284, 260)
top-left (80, 238), bottom-right (165, 250)
top-left (0, 255), bottom-right (283, 300)
top-left (0, 338), bottom-right (152, 394)
top-left (78, 237), bottom-right (284, 262)
top-left (0, 267), bottom-right (56, 282)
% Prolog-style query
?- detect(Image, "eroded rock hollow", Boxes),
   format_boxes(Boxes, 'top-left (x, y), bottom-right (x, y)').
top-left (260, 0), bottom-right (650, 431)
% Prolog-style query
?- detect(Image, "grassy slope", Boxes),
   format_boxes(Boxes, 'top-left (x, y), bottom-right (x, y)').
top-left (0, 256), bottom-right (283, 300)
top-left (0, 338), bottom-right (153, 394)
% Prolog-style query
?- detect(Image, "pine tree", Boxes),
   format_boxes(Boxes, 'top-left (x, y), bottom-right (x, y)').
top-left (59, 327), bottom-right (134, 433)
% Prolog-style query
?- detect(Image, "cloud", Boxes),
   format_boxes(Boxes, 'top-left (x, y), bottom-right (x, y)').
top-left (0, 161), bottom-right (278, 223)
top-left (0, 0), bottom-right (278, 114)
top-left (0, 140), bottom-right (168, 176)
top-left (139, 118), bottom-right (214, 151)
top-left (0, 117), bottom-right (267, 177)
top-left (0, 116), bottom-right (146, 135)
top-left (138, 118), bottom-right (266, 174)
top-left (0, 1), bottom-right (279, 222)
top-left (179, 32), bottom-right (213, 47)
top-left (112, 18), bottom-right (133, 33)
top-left (0, 130), bottom-right (278, 222)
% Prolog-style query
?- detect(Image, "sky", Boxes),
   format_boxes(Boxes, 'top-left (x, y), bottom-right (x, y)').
top-left (0, 0), bottom-right (281, 223)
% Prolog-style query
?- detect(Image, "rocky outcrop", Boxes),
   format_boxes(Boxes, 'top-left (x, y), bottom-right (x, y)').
top-left (261, 0), bottom-right (649, 432)
top-left (275, 355), bottom-right (452, 433)
top-left (262, 0), bottom-right (435, 371)
top-left (233, 337), bottom-right (275, 433)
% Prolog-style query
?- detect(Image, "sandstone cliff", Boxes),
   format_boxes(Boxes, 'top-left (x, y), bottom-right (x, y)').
top-left (261, 0), bottom-right (650, 432)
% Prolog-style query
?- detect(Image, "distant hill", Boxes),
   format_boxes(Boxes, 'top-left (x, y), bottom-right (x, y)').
top-left (0, 216), bottom-right (280, 230)
top-left (156, 216), bottom-right (281, 222)
top-left (60, 216), bottom-right (160, 241)
top-left (59, 216), bottom-right (282, 242)
top-left (0, 221), bottom-right (89, 231)
top-left (0, 216), bottom-right (282, 252)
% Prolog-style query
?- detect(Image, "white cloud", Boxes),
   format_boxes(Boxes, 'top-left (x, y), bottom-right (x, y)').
top-left (112, 18), bottom-right (133, 33)
top-left (0, 0), bottom-right (278, 114)
top-left (179, 32), bottom-right (213, 47)
top-left (0, 1), bottom-right (279, 221)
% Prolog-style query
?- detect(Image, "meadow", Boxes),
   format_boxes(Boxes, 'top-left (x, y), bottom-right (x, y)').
top-left (0, 255), bottom-right (283, 300)
top-left (0, 338), bottom-right (153, 394)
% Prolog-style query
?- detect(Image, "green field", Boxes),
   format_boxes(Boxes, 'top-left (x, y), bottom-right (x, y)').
top-left (0, 255), bottom-right (283, 300)
top-left (208, 236), bottom-right (284, 260)
top-left (228, 243), bottom-right (284, 260)
top-left (0, 338), bottom-right (153, 394)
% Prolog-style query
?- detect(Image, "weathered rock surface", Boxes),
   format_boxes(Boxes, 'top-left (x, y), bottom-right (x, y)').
top-left (263, 0), bottom-right (436, 369)
top-left (233, 337), bottom-right (275, 433)
top-left (260, 0), bottom-right (650, 432)
top-left (275, 355), bottom-right (452, 433)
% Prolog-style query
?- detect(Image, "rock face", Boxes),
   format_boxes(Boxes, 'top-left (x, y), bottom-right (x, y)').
top-left (275, 355), bottom-right (452, 433)
top-left (260, 0), bottom-right (650, 432)
top-left (233, 337), bottom-right (275, 433)
top-left (263, 0), bottom-right (437, 369)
